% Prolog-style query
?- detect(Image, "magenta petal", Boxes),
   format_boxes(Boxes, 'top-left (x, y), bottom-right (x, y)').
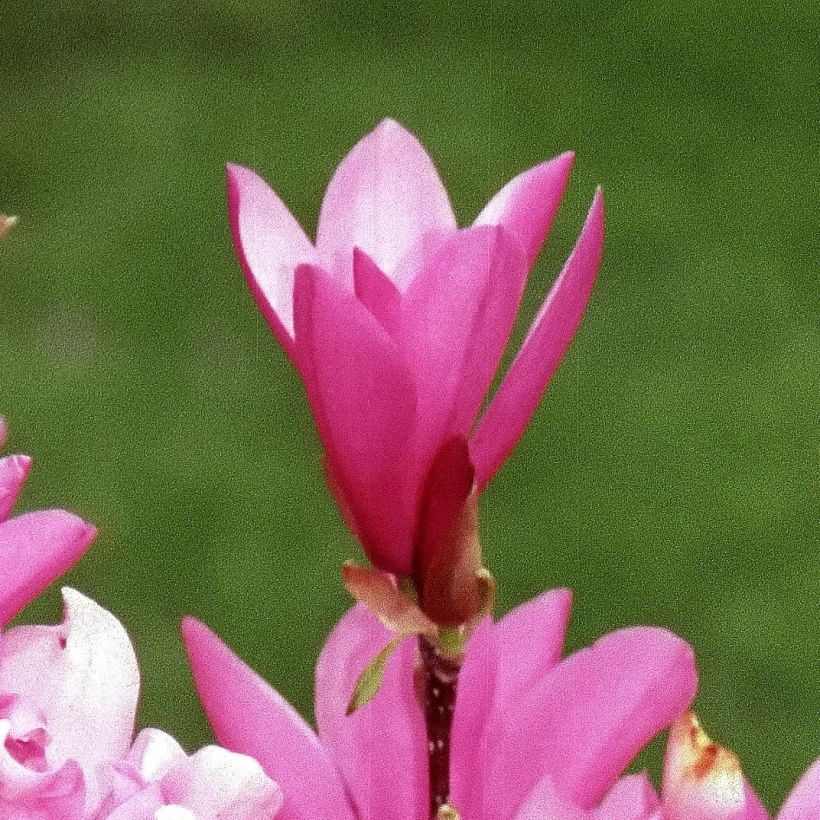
top-left (315, 605), bottom-right (427, 820)
top-left (596, 773), bottom-right (661, 820)
top-left (494, 588), bottom-right (573, 712)
top-left (0, 511), bottom-right (96, 628)
top-left (294, 264), bottom-right (418, 574)
top-left (353, 247), bottom-right (402, 336)
top-left (0, 454), bottom-right (32, 521)
top-left (778, 759), bottom-right (820, 820)
top-left (398, 226), bottom-right (526, 467)
top-left (471, 189), bottom-right (605, 490)
top-left (316, 118), bottom-right (457, 285)
top-left (475, 151), bottom-right (575, 269)
top-left (485, 626), bottom-right (697, 816)
top-left (181, 617), bottom-right (355, 820)
top-left (227, 163), bottom-right (317, 363)
top-left (450, 618), bottom-right (498, 819)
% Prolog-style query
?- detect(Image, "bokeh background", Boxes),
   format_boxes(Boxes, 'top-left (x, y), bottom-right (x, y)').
top-left (1, 0), bottom-right (817, 808)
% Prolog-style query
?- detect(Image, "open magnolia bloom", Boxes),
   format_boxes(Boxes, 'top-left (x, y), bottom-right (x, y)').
top-left (183, 589), bottom-right (703, 820)
top-left (229, 119), bottom-right (605, 579)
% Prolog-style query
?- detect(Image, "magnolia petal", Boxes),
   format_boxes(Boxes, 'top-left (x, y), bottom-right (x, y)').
top-left (471, 189), bottom-right (605, 490)
top-left (353, 247), bottom-right (402, 336)
top-left (595, 773), bottom-right (661, 820)
top-left (294, 263), bottom-right (418, 574)
top-left (493, 588), bottom-right (573, 712)
top-left (0, 511), bottom-right (97, 628)
top-left (0, 454), bottom-right (31, 522)
top-left (181, 617), bottom-right (354, 820)
top-left (484, 625), bottom-right (697, 816)
top-left (315, 605), bottom-right (427, 820)
top-left (475, 151), bottom-right (575, 269)
top-left (662, 713), bottom-right (769, 820)
top-left (398, 226), bottom-right (526, 470)
top-left (0, 588), bottom-right (139, 814)
top-left (316, 118), bottom-right (457, 285)
top-left (450, 618), bottom-right (497, 819)
top-left (161, 745), bottom-right (283, 819)
top-left (227, 162), bottom-right (317, 362)
top-left (778, 759), bottom-right (820, 820)
top-left (516, 775), bottom-right (588, 820)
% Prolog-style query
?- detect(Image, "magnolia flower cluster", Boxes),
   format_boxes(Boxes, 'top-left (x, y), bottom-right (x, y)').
top-left (2, 121), bottom-right (817, 820)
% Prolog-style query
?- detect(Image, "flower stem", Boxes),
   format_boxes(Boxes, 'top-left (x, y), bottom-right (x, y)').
top-left (420, 636), bottom-right (462, 819)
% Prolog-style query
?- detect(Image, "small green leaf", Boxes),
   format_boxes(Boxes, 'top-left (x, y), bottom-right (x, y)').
top-left (346, 636), bottom-right (403, 716)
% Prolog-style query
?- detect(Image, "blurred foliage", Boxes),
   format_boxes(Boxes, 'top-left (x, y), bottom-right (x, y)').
top-left (1, 0), bottom-right (817, 808)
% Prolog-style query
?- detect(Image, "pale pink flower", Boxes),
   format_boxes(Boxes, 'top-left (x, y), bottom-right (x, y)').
top-left (182, 588), bottom-right (697, 819)
top-left (228, 119), bottom-right (604, 575)
top-left (0, 587), bottom-right (282, 819)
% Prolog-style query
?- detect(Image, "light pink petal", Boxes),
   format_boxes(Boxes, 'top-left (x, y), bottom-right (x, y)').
top-left (484, 626), bottom-right (697, 816)
top-left (126, 728), bottom-right (188, 782)
top-left (0, 454), bottom-right (32, 521)
top-left (181, 617), bottom-right (354, 820)
top-left (475, 151), bottom-right (575, 269)
top-left (294, 264), bottom-right (418, 574)
top-left (227, 162), bottom-right (317, 363)
top-left (450, 618), bottom-right (498, 819)
top-left (471, 189), bottom-right (605, 490)
top-left (105, 783), bottom-right (166, 820)
top-left (0, 588), bottom-right (140, 814)
top-left (778, 759), bottom-right (820, 820)
top-left (596, 773), bottom-right (660, 820)
top-left (493, 587), bottom-right (573, 711)
top-left (0, 510), bottom-right (96, 628)
top-left (316, 118), bottom-right (457, 286)
top-left (398, 226), bottom-right (526, 472)
top-left (516, 775), bottom-right (589, 820)
top-left (353, 247), bottom-right (402, 336)
top-left (161, 745), bottom-right (283, 819)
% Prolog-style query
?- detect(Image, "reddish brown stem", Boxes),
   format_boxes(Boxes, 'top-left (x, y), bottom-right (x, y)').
top-left (420, 637), bottom-right (462, 818)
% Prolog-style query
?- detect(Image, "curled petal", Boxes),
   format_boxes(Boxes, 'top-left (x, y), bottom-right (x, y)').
top-left (316, 118), bottom-right (457, 286)
top-left (471, 189), bottom-right (605, 490)
top-left (181, 617), bottom-right (355, 820)
top-left (161, 745), bottom-right (283, 819)
top-left (0, 588), bottom-right (139, 814)
top-left (595, 773), bottom-right (661, 820)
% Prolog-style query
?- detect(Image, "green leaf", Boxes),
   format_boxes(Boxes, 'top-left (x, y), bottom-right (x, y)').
top-left (346, 635), bottom-right (403, 716)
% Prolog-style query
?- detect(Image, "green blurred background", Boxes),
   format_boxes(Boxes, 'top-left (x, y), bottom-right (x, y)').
top-left (1, 0), bottom-right (817, 808)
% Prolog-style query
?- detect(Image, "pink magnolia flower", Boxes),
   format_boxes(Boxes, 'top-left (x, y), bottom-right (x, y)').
top-left (0, 587), bottom-right (283, 819)
top-left (228, 119), bottom-right (605, 576)
top-left (182, 588), bottom-right (698, 819)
